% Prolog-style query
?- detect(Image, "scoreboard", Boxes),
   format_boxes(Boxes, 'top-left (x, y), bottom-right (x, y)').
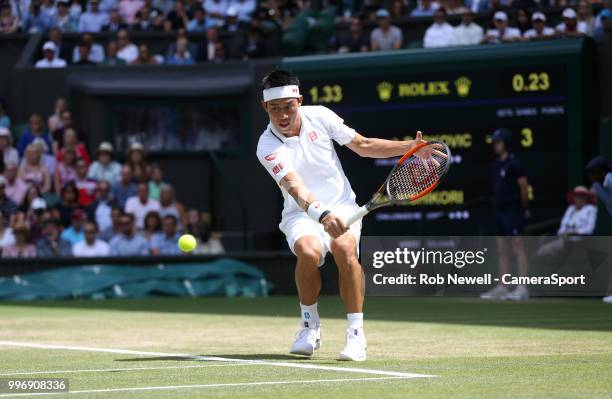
top-left (283, 39), bottom-right (595, 235)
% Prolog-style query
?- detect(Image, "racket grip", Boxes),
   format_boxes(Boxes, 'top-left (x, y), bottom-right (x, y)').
top-left (346, 206), bottom-right (369, 226)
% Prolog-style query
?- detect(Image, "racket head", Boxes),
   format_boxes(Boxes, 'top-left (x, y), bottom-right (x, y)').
top-left (385, 140), bottom-right (451, 205)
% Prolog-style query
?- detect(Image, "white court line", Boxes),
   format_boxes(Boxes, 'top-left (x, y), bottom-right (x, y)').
top-left (0, 341), bottom-right (434, 378)
top-left (0, 364), bottom-right (255, 376)
top-left (0, 376), bottom-right (409, 397)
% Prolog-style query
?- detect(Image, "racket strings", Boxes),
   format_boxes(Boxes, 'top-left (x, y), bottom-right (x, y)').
top-left (388, 148), bottom-right (449, 201)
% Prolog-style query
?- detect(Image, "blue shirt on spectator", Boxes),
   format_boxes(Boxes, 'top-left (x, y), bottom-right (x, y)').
top-left (112, 181), bottom-right (138, 208)
top-left (88, 161), bottom-right (122, 184)
top-left (17, 131), bottom-right (53, 157)
top-left (61, 227), bottom-right (85, 245)
top-left (493, 153), bottom-right (526, 209)
top-left (187, 18), bottom-right (216, 32)
top-left (150, 232), bottom-right (181, 255)
top-left (78, 11), bottom-right (109, 32)
top-left (36, 238), bottom-right (73, 257)
top-left (109, 233), bottom-right (149, 256)
top-left (23, 11), bottom-right (53, 33)
top-left (167, 53), bottom-right (196, 65)
top-left (0, 115), bottom-right (10, 129)
top-left (593, 172), bottom-right (612, 216)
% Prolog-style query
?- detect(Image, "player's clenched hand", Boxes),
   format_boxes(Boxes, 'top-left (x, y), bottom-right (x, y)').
top-left (321, 214), bottom-right (348, 239)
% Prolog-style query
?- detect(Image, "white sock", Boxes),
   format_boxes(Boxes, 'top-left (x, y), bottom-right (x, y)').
top-left (347, 313), bottom-right (363, 331)
top-left (300, 302), bottom-right (319, 328)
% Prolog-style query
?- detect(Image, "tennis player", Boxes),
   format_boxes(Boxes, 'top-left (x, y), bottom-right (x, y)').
top-left (256, 69), bottom-right (425, 361)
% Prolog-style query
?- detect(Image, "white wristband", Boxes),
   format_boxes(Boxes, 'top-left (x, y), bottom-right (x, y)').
top-left (307, 201), bottom-right (331, 223)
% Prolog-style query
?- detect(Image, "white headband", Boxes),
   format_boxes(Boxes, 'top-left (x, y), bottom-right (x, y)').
top-left (263, 85), bottom-right (300, 102)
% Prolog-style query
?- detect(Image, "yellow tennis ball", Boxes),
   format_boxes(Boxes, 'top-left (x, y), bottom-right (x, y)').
top-left (178, 234), bottom-right (197, 253)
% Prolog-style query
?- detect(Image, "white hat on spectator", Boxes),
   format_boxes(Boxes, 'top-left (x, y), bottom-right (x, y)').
top-left (32, 197), bottom-right (47, 210)
top-left (493, 11), bottom-right (508, 21)
top-left (226, 7), bottom-right (238, 17)
top-left (376, 9), bottom-right (391, 18)
top-left (531, 11), bottom-right (546, 22)
top-left (562, 8), bottom-right (577, 19)
top-left (0, 127), bottom-right (10, 137)
top-left (42, 41), bottom-right (56, 52)
top-left (97, 141), bottom-right (114, 153)
top-left (129, 142), bottom-right (145, 152)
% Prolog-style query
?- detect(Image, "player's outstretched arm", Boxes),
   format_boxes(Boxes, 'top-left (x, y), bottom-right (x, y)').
top-left (280, 172), bottom-right (347, 238)
top-left (347, 131), bottom-right (426, 158)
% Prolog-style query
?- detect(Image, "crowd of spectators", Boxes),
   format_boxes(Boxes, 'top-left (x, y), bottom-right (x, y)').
top-left (0, 97), bottom-right (224, 258)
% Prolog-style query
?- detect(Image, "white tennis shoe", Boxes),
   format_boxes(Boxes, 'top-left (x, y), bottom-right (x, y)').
top-left (480, 284), bottom-right (510, 300)
top-left (290, 326), bottom-right (321, 356)
top-left (339, 328), bottom-right (367, 361)
top-left (603, 295), bottom-right (612, 304)
top-left (502, 284), bottom-right (529, 301)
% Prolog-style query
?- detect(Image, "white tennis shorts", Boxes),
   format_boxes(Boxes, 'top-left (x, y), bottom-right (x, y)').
top-left (279, 203), bottom-right (362, 267)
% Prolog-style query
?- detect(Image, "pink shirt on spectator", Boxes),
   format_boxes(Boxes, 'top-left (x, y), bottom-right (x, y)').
top-left (118, 0), bottom-right (145, 23)
top-left (5, 178), bottom-right (28, 206)
top-left (2, 244), bottom-right (36, 258)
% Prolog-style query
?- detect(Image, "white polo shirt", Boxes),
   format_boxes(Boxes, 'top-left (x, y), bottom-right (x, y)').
top-left (524, 27), bottom-right (555, 39)
top-left (256, 105), bottom-right (357, 221)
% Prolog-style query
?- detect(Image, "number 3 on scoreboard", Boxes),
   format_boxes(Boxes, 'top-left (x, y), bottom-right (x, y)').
top-left (520, 127), bottom-right (533, 147)
top-left (512, 72), bottom-right (550, 92)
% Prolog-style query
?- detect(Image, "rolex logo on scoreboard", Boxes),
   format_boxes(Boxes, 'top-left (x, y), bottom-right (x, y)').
top-left (454, 76), bottom-right (472, 98)
top-left (377, 82), bottom-right (394, 102)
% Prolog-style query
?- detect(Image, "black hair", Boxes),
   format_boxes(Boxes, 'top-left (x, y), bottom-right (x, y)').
top-left (261, 69), bottom-right (300, 90)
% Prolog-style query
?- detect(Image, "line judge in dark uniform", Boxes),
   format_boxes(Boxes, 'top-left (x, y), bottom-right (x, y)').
top-left (481, 129), bottom-right (531, 301)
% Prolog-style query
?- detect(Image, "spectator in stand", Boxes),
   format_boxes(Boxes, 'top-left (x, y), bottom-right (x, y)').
top-left (125, 142), bottom-right (150, 182)
top-left (48, 97), bottom-right (68, 132)
top-left (57, 128), bottom-right (90, 164)
top-left (74, 159), bottom-right (97, 206)
top-left (389, 0), bottom-right (408, 17)
top-left (113, 165), bottom-right (137, 208)
top-left (78, 0), bottom-right (109, 32)
top-left (125, 182), bottom-right (160, 229)
top-left (73, 221), bottom-right (110, 256)
top-left (19, 186), bottom-right (43, 216)
top-left (578, 0), bottom-right (596, 36)
top-left (150, 214), bottom-right (181, 255)
top-left (231, 0), bottom-right (256, 23)
top-left (88, 142), bottom-right (121, 184)
top-left (24, 0), bottom-right (53, 33)
top-left (147, 163), bottom-right (166, 200)
top-left (0, 2), bottom-right (20, 33)
top-left (143, 210), bottom-right (161, 246)
top-left (24, 197), bottom-right (48, 243)
top-left (167, 37), bottom-right (196, 65)
top-left (2, 223), bottom-right (36, 258)
top-left (193, 212), bottom-right (225, 254)
top-left (109, 212), bottom-right (149, 255)
top-left (558, 186), bottom-right (597, 236)
top-left (36, 218), bottom-right (73, 256)
top-left (200, 27), bottom-right (224, 61)
top-left (159, 185), bottom-right (186, 226)
top-left (4, 163), bottom-right (28, 206)
top-left (166, 0), bottom-right (190, 29)
top-left (205, 0), bottom-right (228, 26)
top-left (32, 138), bottom-right (57, 176)
top-left (222, 7), bottom-right (242, 33)
top-left (118, 0), bottom-right (144, 24)
top-left (524, 11), bottom-right (554, 40)
top-left (52, 111), bottom-right (85, 152)
top-left (54, 146), bottom-right (78, 193)
top-left (35, 41), bottom-right (68, 68)
top-left (556, 7), bottom-right (587, 36)
top-left (332, 16), bottom-right (369, 53)
top-left (453, 10), bottom-right (484, 45)
top-left (187, 6), bottom-right (214, 32)
top-left (116, 29), bottom-right (138, 63)
top-left (53, 0), bottom-right (78, 32)
top-left (99, 205), bottom-right (122, 241)
top-left (0, 211), bottom-right (15, 252)
top-left (132, 4), bottom-right (155, 31)
top-left (514, 8), bottom-right (530, 35)
top-left (242, 25), bottom-right (266, 58)
top-left (60, 208), bottom-right (86, 245)
top-left (0, 127), bottom-right (19, 166)
top-left (370, 9), bottom-right (402, 50)
top-left (102, 8), bottom-right (127, 31)
top-left (0, 176), bottom-right (18, 219)
top-left (130, 44), bottom-right (159, 65)
top-left (484, 11), bottom-right (521, 43)
top-left (53, 182), bottom-right (82, 227)
top-left (167, 28), bottom-right (199, 61)
top-left (19, 144), bottom-right (51, 193)
top-left (424, 8), bottom-right (455, 48)
top-left (48, 27), bottom-right (72, 61)
top-left (410, 0), bottom-right (438, 17)
top-left (446, 0), bottom-right (467, 15)
top-left (72, 33), bottom-right (105, 63)
top-left (74, 43), bottom-right (97, 65)
top-left (101, 40), bottom-right (127, 65)
top-left (42, 0), bottom-right (58, 20)
top-left (86, 180), bottom-right (117, 232)
top-left (586, 156), bottom-right (612, 217)
top-left (69, 0), bottom-right (83, 20)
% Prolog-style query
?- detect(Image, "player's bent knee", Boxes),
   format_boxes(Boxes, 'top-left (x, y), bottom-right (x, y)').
top-left (330, 235), bottom-right (357, 261)
top-left (294, 237), bottom-right (323, 266)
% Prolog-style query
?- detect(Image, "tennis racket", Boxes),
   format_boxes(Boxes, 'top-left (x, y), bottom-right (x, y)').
top-left (346, 140), bottom-right (452, 226)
